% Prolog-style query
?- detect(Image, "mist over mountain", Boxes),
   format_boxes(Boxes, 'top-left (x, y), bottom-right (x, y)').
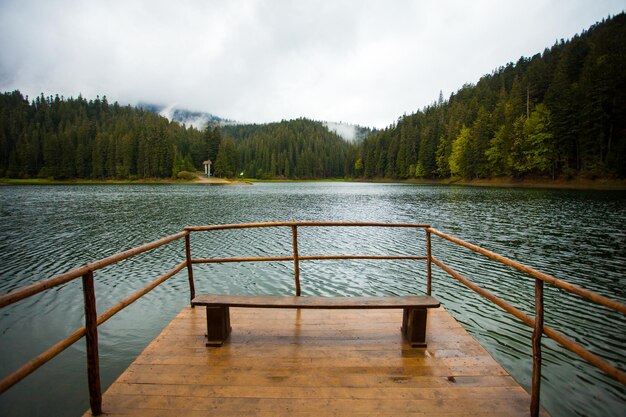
top-left (137, 102), bottom-right (231, 129)
top-left (139, 102), bottom-right (372, 143)
top-left (323, 121), bottom-right (373, 143)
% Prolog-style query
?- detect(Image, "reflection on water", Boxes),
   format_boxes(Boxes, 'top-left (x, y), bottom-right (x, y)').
top-left (0, 183), bottom-right (625, 417)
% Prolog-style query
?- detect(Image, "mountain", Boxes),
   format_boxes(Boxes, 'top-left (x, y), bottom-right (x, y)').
top-left (137, 102), bottom-right (232, 129)
top-left (139, 102), bottom-right (371, 143)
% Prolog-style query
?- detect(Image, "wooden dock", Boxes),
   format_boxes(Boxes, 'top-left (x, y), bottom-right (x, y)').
top-left (86, 306), bottom-right (548, 416)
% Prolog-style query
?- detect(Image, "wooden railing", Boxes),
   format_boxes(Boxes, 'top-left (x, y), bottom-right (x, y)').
top-left (425, 227), bottom-right (626, 417)
top-left (0, 222), bottom-right (624, 417)
top-left (0, 231), bottom-right (189, 416)
top-left (184, 222), bottom-right (431, 299)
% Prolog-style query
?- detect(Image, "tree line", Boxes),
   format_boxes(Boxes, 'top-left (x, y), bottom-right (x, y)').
top-left (0, 91), bottom-right (218, 179)
top-left (0, 91), bottom-right (354, 180)
top-left (1, 13), bottom-right (624, 181)
top-left (222, 120), bottom-right (355, 179)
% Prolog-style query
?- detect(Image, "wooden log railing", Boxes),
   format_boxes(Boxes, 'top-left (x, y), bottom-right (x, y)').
top-left (1, 221), bottom-right (624, 417)
top-left (426, 227), bottom-right (626, 417)
top-left (183, 222), bottom-right (432, 300)
top-left (0, 230), bottom-right (188, 416)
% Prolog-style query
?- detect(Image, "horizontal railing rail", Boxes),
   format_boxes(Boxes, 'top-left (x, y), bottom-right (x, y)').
top-left (1, 221), bottom-right (624, 417)
top-left (184, 221), bottom-right (432, 232)
top-left (191, 255), bottom-right (427, 264)
top-left (0, 231), bottom-right (187, 309)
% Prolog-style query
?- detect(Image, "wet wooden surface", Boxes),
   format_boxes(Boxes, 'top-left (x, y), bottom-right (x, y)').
top-left (85, 306), bottom-right (549, 416)
top-left (191, 294), bottom-right (441, 308)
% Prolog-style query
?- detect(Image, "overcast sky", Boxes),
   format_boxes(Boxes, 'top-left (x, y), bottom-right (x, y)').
top-left (0, 0), bottom-right (623, 128)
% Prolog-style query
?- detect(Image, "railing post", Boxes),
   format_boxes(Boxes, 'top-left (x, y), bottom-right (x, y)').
top-left (185, 232), bottom-right (196, 306)
top-left (531, 278), bottom-right (544, 417)
top-left (426, 229), bottom-right (432, 296)
top-left (82, 271), bottom-right (102, 416)
top-left (291, 225), bottom-right (301, 296)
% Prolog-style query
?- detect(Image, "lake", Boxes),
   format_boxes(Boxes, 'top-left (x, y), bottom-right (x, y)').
top-left (0, 182), bottom-right (624, 416)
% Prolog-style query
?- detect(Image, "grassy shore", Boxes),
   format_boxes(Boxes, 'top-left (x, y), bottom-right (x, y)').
top-left (239, 176), bottom-right (626, 190)
top-left (0, 177), bottom-right (197, 185)
top-left (0, 176), bottom-right (253, 186)
top-left (2, 176), bottom-right (625, 190)
top-left (401, 177), bottom-right (626, 190)
top-left (243, 178), bottom-right (346, 183)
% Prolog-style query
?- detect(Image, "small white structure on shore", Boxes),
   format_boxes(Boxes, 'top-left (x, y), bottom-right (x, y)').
top-left (203, 160), bottom-right (212, 178)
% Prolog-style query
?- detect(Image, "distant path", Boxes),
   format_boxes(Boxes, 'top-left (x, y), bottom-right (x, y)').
top-left (196, 175), bottom-right (252, 185)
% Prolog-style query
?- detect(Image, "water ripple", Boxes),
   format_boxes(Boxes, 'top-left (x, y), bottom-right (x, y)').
top-left (0, 183), bottom-right (624, 417)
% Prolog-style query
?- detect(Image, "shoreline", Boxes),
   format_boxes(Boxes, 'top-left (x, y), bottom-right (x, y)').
top-left (251, 176), bottom-right (626, 190)
top-left (0, 176), bottom-right (253, 186)
top-left (401, 177), bottom-right (626, 190)
top-left (194, 175), bottom-right (253, 185)
top-left (1, 176), bottom-right (625, 190)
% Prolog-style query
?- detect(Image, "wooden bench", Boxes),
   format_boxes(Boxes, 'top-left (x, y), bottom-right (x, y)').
top-left (191, 294), bottom-right (440, 348)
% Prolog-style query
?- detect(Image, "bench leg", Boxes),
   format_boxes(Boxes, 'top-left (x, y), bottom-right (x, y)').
top-left (205, 306), bottom-right (231, 347)
top-left (402, 308), bottom-right (428, 348)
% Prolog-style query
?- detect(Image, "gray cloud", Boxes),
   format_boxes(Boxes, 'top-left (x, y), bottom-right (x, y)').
top-left (1, 0), bottom-right (623, 127)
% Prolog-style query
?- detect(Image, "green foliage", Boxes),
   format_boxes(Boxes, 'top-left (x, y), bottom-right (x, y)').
top-left (204, 126), bottom-right (222, 171)
top-left (172, 148), bottom-right (196, 177)
top-left (222, 118), bottom-right (350, 179)
top-left (486, 125), bottom-right (510, 176)
top-left (449, 126), bottom-right (473, 178)
top-left (507, 105), bottom-right (555, 177)
top-left (524, 104), bottom-right (554, 174)
top-left (176, 170), bottom-right (196, 180)
top-left (414, 162), bottom-right (426, 178)
top-left (354, 158), bottom-right (363, 176)
top-left (214, 136), bottom-right (237, 178)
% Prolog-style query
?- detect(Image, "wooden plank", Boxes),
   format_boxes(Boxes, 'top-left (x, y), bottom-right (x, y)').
top-left (100, 411), bottom-right (538, 417)
top-left (85, 306), bottom-right (550, 417)
top-left (99, 408), bottom-right (539, 417)
top-left (105, 382), bottom-right (528, 400)
top-left (192, 294), bottom-right (440, 309)
top-left (135, 346), bottom-right (491, 360)
top-left (117, 365), bottom-right (509, 386)
top-left (98, 394), bottom-right (544, 416)
top-left (117, 369), bottom-right (518, 389)
top-left (130, 353), bottom-right (501, 368)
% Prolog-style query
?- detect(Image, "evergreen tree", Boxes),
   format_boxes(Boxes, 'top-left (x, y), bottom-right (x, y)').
top-left (449, 126), bottom-right (474, 178)
top-left (214, 136), bottom-right (237, 177)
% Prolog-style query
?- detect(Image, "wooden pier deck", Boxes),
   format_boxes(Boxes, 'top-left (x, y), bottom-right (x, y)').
top-left (87, 306), bottom-right (549, 417)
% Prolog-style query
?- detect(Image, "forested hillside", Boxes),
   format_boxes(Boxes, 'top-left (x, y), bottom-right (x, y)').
top-left (0, 92), bottom-right (354, 179)
top-left (222, 121), bottom-right (356, 178)
top-left (0, 92), bottom-right (214, 179)
top-left (359, 13), bottom-right (626, 180)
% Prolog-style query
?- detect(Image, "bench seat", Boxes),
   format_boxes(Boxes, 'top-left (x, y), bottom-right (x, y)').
top-left (192, 294), bottom-right (440, 348)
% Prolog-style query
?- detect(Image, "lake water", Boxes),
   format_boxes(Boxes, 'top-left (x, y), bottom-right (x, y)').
top-left (0, 182), bottom-right (624, 416)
